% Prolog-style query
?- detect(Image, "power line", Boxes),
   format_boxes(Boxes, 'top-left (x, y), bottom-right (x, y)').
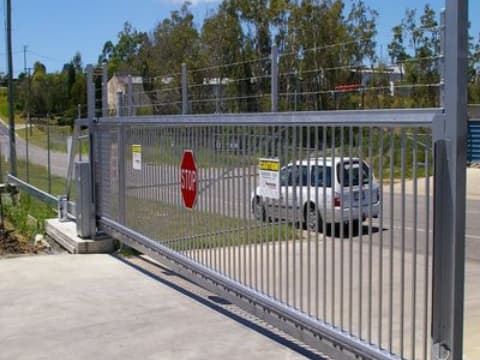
top-left (27, 49), bottom-right (66, 64)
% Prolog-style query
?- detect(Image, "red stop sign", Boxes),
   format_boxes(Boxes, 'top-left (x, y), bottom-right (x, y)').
top-left (180, 150), bottom-right (198, 209)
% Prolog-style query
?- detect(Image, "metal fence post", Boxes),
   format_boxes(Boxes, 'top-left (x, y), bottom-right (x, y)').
top-left (25, 114), bottom-right (29, 182)
top-left (47, 115), bottom-right (51, 194)
top-left (87, 64), bottom-right (95, 120)
top-left (116, 90), bottom-right (124, 117)
top-left (127, 75), bottom-right (133, 117)
top-left (432, 1), bottom-right (468, 359)
top-left (102, 62), bottom-right (108, 118)
top-left (271, 45), bottom-right (279, 112)
top-left (182, 63), bottom-right (188, 115)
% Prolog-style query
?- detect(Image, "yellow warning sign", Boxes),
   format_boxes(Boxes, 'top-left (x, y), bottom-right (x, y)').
top-left (258, 158), bottom-right (280, 171)
top-left (132, 144), bottom-right (142, 170)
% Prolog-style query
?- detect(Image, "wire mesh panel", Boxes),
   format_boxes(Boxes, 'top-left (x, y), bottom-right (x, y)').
top-left (95, 113), bottom-right (434, 360)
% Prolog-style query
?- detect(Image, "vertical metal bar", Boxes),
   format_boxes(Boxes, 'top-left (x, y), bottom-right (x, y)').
top-left (207, 126), bottom-right (215, 272)
top-left (348, 126), bottom-right (354, 333)
top-left (270, 126), bottom-right (276, 297)
top-left (25, 116), bottom-right (29, 182)
top-left (358, 127), bottom-right (364, 339)
top-left (243, 126), bottom-right (248, 285)
top-left (102, 63), bottom-right (108, 118)
top-left (315, 126), bottom-right (320, 319)
top-left (377, 127), bottom-right (385, 348)
top-left (292, 125), bottom-right (297, 308)
top-left (432, 1), bottom-right (468, 359)
top-left (330, 126), bottom-right (336, 325)
top-left (367, 127), bottom-right (373, 343)
top-left (411, 128), bottom-right (418, 360)
top-left (388, 128), bottom-right (395, 353)
top-left (253, 126), bottom-right (259, 291)
top-left (271, 45), bottom-right (278, 112)
top-left (232, 127), bottom-right (238, 282)
top-left (118, 126), bottom-right (126, 225)
top-left (400, 129), bottom-right (406, 358)
top-left (322, 127), bottom-right (327, 320)
top-left (299, 126), bottom-right (304, 312)
top-left (182, 63), bottom-right (188, 115)
top-left (265, 126), bottom-right (271, 295)
top-left (306, 126), bottom-right (311, 315)
top-left (423, 135), bottom-right (431, 360)
top-left (47, 119), bottom-right (52, 193)
top-left (285, 126), bottom-right (290, 304)
top-left (249, 127), bottom-right (255, 288)
top-left (6, 0), bottom-right (16, 176)
top-left (276, 126), bottom-right (282, 299)
top-left (339, 126), bottom-right (345, 330)
top-left (227, 127), bottom-right (233, 279)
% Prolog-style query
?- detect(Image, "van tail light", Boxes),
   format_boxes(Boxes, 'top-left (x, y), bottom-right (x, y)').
top-left (333, 193), bottom-right (342, 207)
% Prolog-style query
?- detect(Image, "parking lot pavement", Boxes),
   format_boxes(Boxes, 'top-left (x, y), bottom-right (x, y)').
top-left (0, 254), bottom-right (317, 360)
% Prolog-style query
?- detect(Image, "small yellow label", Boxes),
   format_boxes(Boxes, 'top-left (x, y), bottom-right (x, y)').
top-left (132, 144), bottom-right (142, 153)
top-left (258, 158), bottom-right (280, 171)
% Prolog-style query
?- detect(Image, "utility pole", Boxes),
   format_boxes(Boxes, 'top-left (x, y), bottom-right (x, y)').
top-left (6, 0), bottom-right (16, 176)
top-left (23, 45), bottom-right (27, 75)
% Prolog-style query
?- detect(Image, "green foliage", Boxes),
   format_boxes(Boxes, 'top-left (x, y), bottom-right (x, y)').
top-left (10, 1), bottom-right (480, 117)
top-left (14, 53), bottom-right (86, 123)
top-left (3, 193), bottom-right (55, 238)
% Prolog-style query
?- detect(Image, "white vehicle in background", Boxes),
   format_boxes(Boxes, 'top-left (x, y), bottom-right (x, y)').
top-left (252, 157), bottom-right (381, 231)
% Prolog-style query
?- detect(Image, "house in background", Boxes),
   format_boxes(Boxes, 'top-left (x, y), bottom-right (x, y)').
top-left (107, 74), bottom-right (152, 115)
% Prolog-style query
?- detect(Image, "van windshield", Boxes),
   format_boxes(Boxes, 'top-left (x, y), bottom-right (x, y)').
top-left (338, 161), bottom-right (371, 186)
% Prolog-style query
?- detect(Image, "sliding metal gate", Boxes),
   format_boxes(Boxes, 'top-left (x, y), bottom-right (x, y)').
top-left (71, 1), bottom-right (466, 359)
top-left (86, 110), bottom-right (434, 360)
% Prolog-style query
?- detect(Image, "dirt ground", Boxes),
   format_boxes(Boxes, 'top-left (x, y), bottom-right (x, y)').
top-left (0, 221), bottom-right (64, 257)
top-left (0, 229), bottom-right (40, 256)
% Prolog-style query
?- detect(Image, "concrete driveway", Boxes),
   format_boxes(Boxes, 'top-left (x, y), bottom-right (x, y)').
top-left (0, 254), bottom-right (317, 360)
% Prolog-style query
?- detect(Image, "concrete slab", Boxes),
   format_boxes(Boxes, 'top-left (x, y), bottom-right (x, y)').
top-left (0, 254), bottom-right (314, 360)
top-left (45, 219), bottom-right (114, 254)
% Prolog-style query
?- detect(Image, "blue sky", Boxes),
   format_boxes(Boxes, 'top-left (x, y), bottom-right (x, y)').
top-left (1, 0), bottom-right (478, 77)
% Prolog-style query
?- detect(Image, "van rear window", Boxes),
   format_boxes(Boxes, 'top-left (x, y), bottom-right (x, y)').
top-left (338, 161), bottom-right (371, 186)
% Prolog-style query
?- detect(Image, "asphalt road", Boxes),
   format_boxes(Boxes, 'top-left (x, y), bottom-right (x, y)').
top-left (117, 161), bottom-right (480, 260)
top-left (0, 121), bottom-right (69, 178)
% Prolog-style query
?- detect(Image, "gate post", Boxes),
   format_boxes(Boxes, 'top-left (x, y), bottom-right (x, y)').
top-left (432, 1), bottom-right (468, 359)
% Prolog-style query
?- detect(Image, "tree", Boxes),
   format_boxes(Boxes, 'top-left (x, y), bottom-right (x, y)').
top-left (387, 5), bottom-right (440, 107)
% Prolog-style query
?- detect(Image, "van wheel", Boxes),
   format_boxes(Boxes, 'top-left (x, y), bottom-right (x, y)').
top-left (253, 197), bottom-right (266, 222)
top-left (304, 203), bottom-right (322, 232)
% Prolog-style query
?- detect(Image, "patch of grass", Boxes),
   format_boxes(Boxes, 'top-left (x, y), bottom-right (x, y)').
top-left (2, 157), bottom-right (75, 198)
top-left (123, 196), bottom-right (299, 252)
top-left (2, 193), bottom-right (56, 239)
top-left (16, 124), bottom-right (73, 153)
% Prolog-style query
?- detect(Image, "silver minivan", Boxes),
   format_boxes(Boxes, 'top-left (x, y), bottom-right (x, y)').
top-left (252, 157), bottom-right (381, 231)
